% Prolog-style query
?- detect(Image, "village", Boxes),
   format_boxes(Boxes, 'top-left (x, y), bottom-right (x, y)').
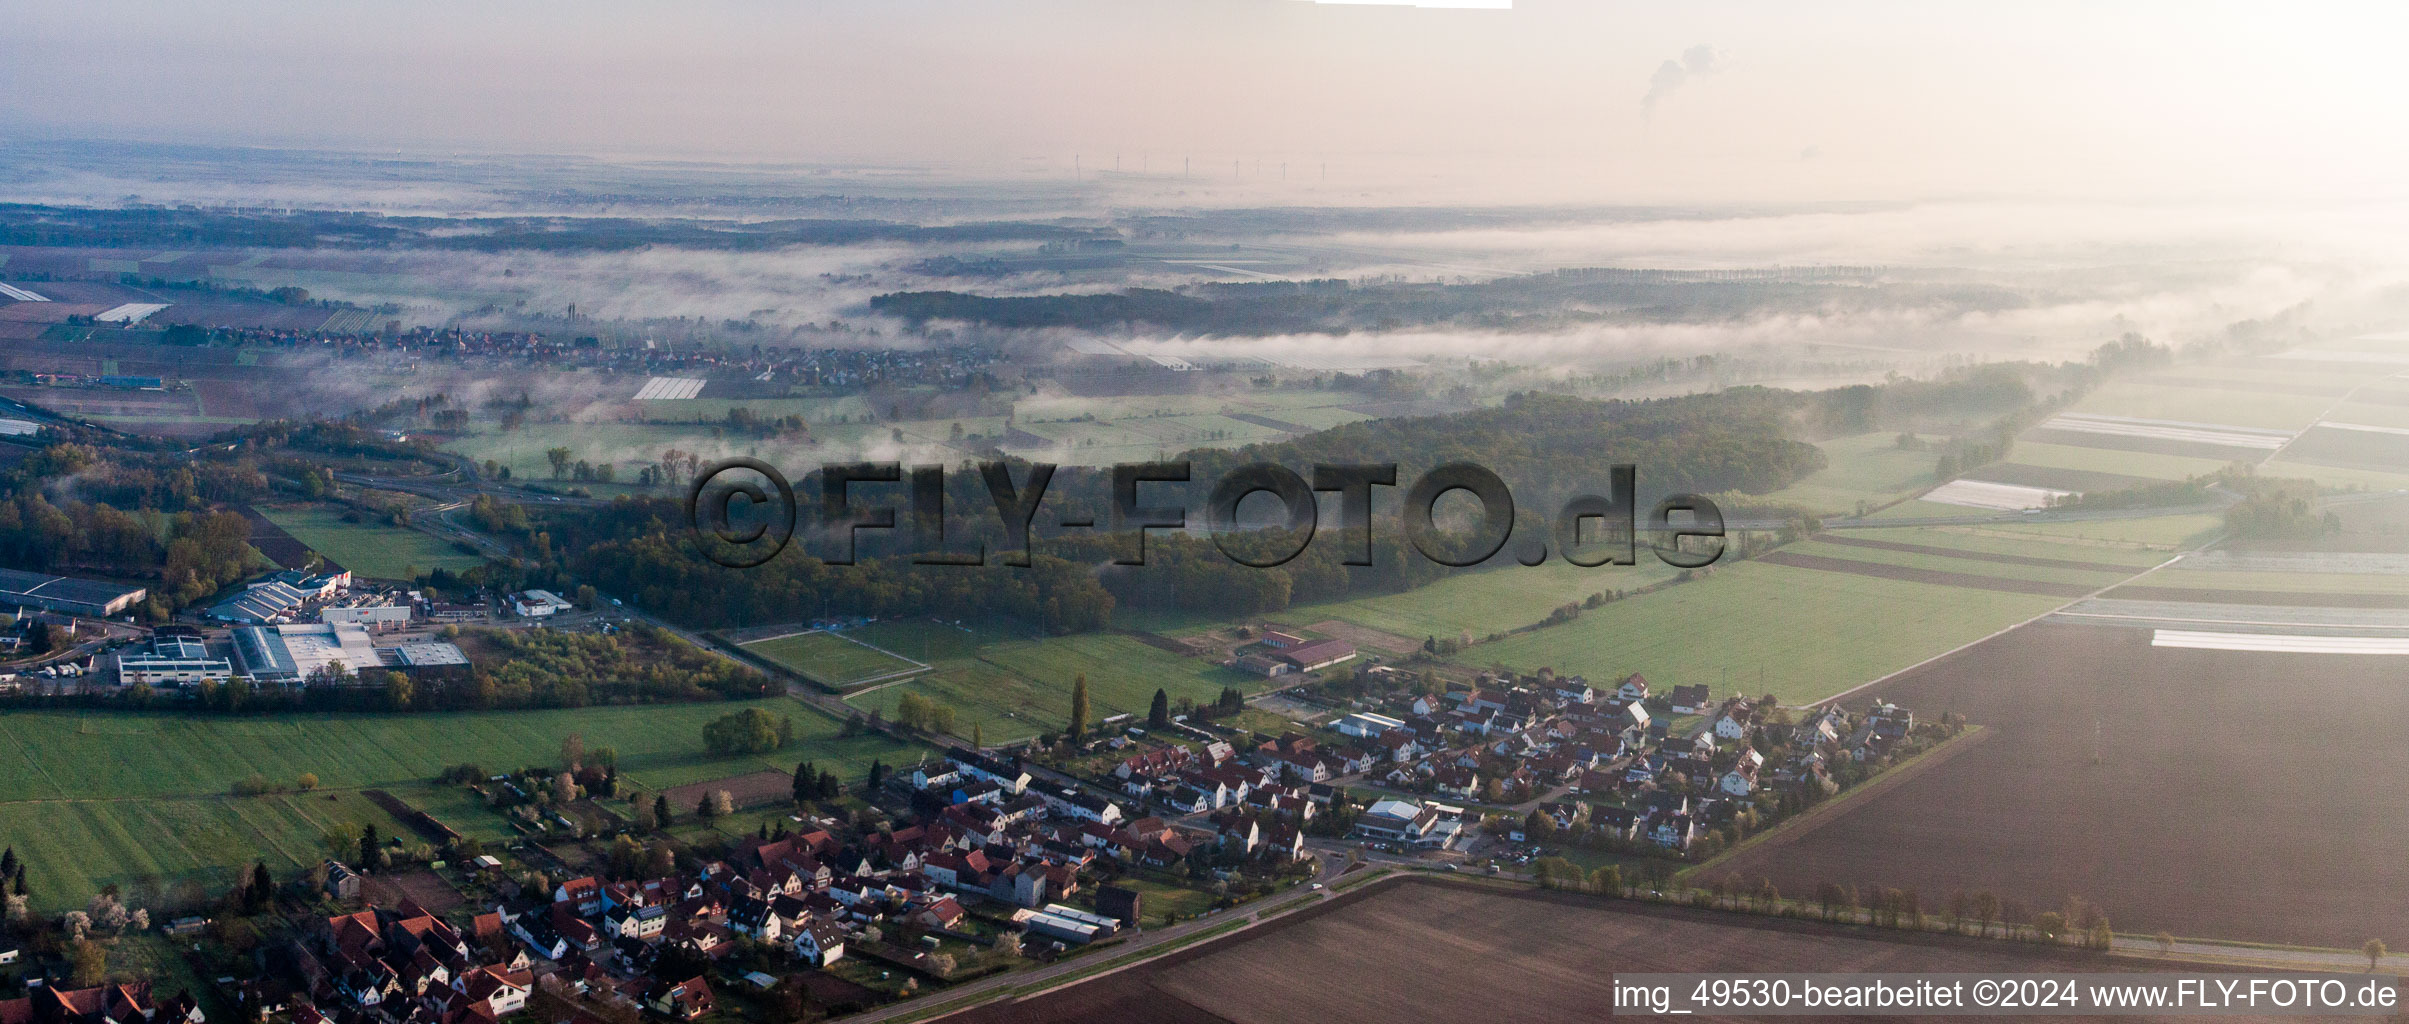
top-left (0, 629), bottom-right (1953, 1024)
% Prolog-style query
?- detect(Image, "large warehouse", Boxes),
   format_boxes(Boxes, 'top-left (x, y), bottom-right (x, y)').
top-left (232, 623), bottom-right (469, 683)
top-left (0, 567), bottom-right (147, 618)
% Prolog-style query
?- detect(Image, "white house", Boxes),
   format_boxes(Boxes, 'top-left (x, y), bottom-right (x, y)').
top-left (792, 921), bottom-right (846, 967)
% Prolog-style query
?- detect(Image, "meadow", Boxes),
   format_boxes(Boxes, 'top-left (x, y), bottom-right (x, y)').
top-left (2000, 441), bottom-right (2233, 483)
top-left (1469, 558), bottom-right (2071, 704)
top-left (1271, 559), bottom-right (1680, 643)
top-left (0, 697), bottom-right (916, 801)
top-left (255, 504), bottom-right (486, 578)
top-left (843, 630), bottom-right (1256, 744)
top-left (2067, 380), bottom-right (2335, 431)
top-left (0, 789), bottom-right (419, 914)
top-left (0, 698), bottom-right (925, 912)
top-left (1775, 537), bottom-right (2138, 588)
top-left (1760, 431), bottom-right (1942, 515)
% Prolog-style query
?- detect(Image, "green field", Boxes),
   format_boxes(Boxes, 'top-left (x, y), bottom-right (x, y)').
top-left (2259, 458), bottom-right (2409, 493)
top-left (1969, 512), bottom-right (2226, 548)
top-left (1762, 432), bottom-right (1943, 515)
top-left (0, 789), bottom-right (419, 914)
top-left (2002, 441), bottom-right (2237, 483)
top-left (0, 697), bottom-right (917, 802)
top-left (1275, 559), bottom-right (1680, 642)
top-left (0, 698), bottom-right (924, 912)
top-left (2068, 381), bottom-right (2335, 431)
top-left (2320, 402), bottom-right (2409, 431)
top-left (2147, 568), bottom-right (2409, 595)
top-left (255, 504), bottom-right (486, 578)
top-left (741, 630), bottom-right (926, 687)
top-left (1864, 498), bottom-right (1981, 520)
top-left (1467, 559), bottom-right (2069, 705)
top-left (844, 631), bottom-right (1256, 744)
top-left (1779, 538), bottom-right (2136, 588)
top-left (1845, 526), bottom-right (2175, 566)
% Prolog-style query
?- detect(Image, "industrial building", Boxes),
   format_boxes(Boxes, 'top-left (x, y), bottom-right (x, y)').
top-left (510, 589), bottom-right (573, 617)
top-left (116, 635), bottom-right (233, 687)
top-left (209, 581), bottom-right (310, 624)
top-left (0, 567), bottom-right (147, 618)
top-left (231, 623), bottom-right (469, 683)
top-left (1332, 712), bottom-right (1404, 738)
top-left (321, 603), bottom-right (414, 630)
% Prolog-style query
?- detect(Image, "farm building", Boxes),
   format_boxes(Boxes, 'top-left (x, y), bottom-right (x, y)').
top-left (1094, 884), bottom-right (1142, 925)
top-left (1234, 653), bottom-right (1291, 677)
top-left (0, 567), bottom-right (147, 617)
top-left (1277, 639), bottom-right (1357, 672)
top-left (1015, 906), bottom-right (1108, 945)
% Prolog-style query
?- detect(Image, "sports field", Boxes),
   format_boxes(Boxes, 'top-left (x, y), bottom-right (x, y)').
top-left (254, 504), bottom-right (485, 578)
top-left (740, 630), bottom-right (927, 688)
top-left (1470, 558), bottom-right (2072, 704)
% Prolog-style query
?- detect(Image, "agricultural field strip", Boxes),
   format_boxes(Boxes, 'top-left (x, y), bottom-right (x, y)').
top-left (1476, 559), bottom-right (2076, 706)
top-left (0, 699), bottom-right (914, 801)
top-left (2050, 597), bottom-right (2409, 633)
top-left (1756, 551), bottom-right (2092, 596)
top-left (2174, 551), bottom-right (2409, 574)
top-left (2275, 349), bottom-right (2409, 365)
top-left (632, 376), bottom-right (706, 400)
top-left (1817, 533), bottom-right (2158, 571)
top-left (2314, 420), bottom-right (2409, 436)
top-left (2038, 412), bottom-right (2292, 448)
top-left (1779, 539), bottom-right (2133, 588)
top-left (2133, 569), bottom-right (2409, 595)
top-left (2152, 630), bottom-right (2409, 654)
top-left (1921, 478), bottom-right (2069, 510)
top-left (2007, 440), bottom-right (2233, 482)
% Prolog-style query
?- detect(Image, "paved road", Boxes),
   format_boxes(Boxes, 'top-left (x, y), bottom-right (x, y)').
top-left (837, 854), bottom-right (1355, 1024)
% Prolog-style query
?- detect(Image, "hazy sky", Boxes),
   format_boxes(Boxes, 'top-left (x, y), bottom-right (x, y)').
top-left (7, 1), bottom-right (2409, 203)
